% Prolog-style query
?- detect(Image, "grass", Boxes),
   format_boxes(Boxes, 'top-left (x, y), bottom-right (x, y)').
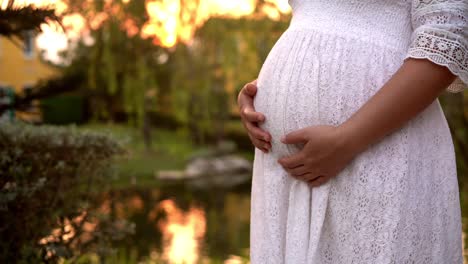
top-left (79, 122), bottom-right (254, 189)
top-left (80, 123), bottom-right (197, 188)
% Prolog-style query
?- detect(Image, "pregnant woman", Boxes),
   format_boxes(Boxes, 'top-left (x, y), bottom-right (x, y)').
top-left (238, 0), bottom-right (467, 263)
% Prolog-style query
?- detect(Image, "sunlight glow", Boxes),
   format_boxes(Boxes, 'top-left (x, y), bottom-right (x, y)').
top-left (158, 200), bottom-right (206, 264)
top-left (142, 0), bottom-right (290, 47)
top-left (5, 0), bottom-right (291, 61)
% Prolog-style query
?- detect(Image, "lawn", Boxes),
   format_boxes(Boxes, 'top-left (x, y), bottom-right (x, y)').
top-left (79, 122), bottom-right (254, 189)
top-left (80, 124), bottom-right (196, 188)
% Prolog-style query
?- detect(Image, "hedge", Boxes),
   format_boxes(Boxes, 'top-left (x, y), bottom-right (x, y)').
top-left (0, 123), bottom-right (124, 263)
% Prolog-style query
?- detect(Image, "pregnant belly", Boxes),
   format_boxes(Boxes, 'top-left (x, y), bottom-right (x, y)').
top-left (254, 65), bottom-right (320, 158)
top-left (253, 29), bottom-right (405, 158)
top-left (253, 30), bottom-right (323, 158)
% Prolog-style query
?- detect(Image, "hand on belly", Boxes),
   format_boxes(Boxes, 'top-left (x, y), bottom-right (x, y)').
top-left (278, 125), bottom-right (358, 187)
top-left (238, 80), bottom-right (272, 153)
top-left (238, 79), bottom-right (359, 187)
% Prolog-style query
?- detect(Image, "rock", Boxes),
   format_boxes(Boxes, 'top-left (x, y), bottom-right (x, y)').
top-left (157, 170), bottom-right (187, 180)
top-left (185, 158), bottom-right (212, 178)
top-left (190, 173), bottom-right (251, 189)
top-left (185, 154), bottom-right (252, 177)
top-left (156, 154), bottom-right (253, 188)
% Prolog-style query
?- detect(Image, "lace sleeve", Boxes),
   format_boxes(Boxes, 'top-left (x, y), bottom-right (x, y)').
top-left (405, 0), bottom-right (468, 93)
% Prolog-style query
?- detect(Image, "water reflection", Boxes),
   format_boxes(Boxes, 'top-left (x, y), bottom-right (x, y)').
top-left (38, 182), bottom-right (468, 263)
top-left (224, 255), bottom-right (246, 264)
top-left (158, 200), bottom-right (206, 263)
top-left (90, 184), bottom-right (251, 263)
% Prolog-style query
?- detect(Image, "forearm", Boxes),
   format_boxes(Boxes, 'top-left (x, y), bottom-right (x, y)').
top-left (339, 58), bottom-right (456, 155)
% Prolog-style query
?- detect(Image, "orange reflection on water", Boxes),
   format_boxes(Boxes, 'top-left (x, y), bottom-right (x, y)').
top-left (158, 199), bottom-right (206, 264)
top-left (225, 255), bottom-right (248, 264)
top-left (38, 210), bottom-right (99, 256)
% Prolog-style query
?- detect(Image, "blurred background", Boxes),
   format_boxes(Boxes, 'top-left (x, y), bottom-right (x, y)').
top-left (0, 0), bottom-right (466, 263)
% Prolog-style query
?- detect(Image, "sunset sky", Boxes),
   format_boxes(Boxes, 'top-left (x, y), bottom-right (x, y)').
top-left (3, 0), bottom-right (291, 63)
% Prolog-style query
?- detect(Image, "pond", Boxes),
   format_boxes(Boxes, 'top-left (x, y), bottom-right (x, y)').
top-left (82, 181), bottom-right (468, 263)
top-left (88, 183), bottom-right (252, 263)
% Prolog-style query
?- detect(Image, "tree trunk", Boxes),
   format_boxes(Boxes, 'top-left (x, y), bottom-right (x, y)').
top-left (142, 109), bottom-right (152, 153)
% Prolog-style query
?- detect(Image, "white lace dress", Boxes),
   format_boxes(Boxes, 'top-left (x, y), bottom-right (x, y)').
top-left (250, 0), bottom-right (467, 263)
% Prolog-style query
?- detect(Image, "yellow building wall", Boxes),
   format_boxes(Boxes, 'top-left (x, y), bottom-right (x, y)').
top-left (0, 35), bottom-right (59, 94)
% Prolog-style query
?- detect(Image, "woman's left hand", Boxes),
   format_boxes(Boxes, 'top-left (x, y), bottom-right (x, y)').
top-left (278, 125), bottom-right (357, 187)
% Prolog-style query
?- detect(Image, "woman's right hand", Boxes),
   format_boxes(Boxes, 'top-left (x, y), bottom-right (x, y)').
top-left (237, 80), bottom-right (272, 153)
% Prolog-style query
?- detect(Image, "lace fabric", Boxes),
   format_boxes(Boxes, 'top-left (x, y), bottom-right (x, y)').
top-left (250, 1), bottom-right (464, 263)
top-left (407, 0), bottom-right (468, 92)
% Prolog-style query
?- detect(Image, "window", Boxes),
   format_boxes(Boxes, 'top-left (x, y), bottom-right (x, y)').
top-left (23, 31), bottom-right (34, 59)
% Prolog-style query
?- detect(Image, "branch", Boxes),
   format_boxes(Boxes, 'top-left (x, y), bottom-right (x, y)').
top-left (0, 5), bottom-right (62, 39)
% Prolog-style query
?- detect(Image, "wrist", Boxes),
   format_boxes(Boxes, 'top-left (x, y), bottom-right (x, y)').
top-left (336, 121), bottom-right (368, 157)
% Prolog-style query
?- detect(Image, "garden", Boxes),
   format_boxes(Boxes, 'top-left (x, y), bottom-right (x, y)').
top-left (1, 0), bottom-right (467, 263)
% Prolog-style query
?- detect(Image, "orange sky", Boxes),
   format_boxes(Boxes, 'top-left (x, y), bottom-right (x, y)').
top-left (142, 0), bottom-right (290, 47)
top-left (2, 0), bottom-right (290, 63)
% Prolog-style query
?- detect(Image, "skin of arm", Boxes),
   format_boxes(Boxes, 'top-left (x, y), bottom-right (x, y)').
top-left (278, 58), bottom-right (457, 186)
top-left (339, 58), bottom-right (456, 156)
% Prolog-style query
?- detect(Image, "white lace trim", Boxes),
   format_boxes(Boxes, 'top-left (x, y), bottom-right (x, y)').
top-left (408, 0), bottom-right (468, 93)
top-left (406, 30), bottom-right (468, 93)
top-left (412, 1), bottom-right (468, 25)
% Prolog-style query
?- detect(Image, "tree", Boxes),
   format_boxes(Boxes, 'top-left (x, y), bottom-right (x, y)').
top-left (50, 0), bottom-right (293, 149)
top-left (170, 13), bottom-right (289, 145)
top-left (0, 1), bottom-right (60, 40)
top-left (57, 0), bottom-right (168, 152)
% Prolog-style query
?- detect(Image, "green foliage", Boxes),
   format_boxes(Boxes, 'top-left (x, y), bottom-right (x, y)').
top-left (59, 0), bottom-right (290, 146)
top-left (0, 123), bottom-right (125, 263)
top-left (439, 92), bottom-right (467, 182)
top-left (440, 91), bottom-right (468, 240)
top-left (41, 95), bottom-right (85, 125)
top-left (79, 123), bottom-right (195, 188)
top-left (61, 0), bottom-right (163, 124)
top-left (171, 17), bottom-right (289, 144)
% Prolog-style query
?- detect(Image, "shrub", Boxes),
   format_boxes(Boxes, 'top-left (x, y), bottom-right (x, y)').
top-left (41, 95), bottom-right (85, 125)
top-left (0, 123), bottom-right (125, 263)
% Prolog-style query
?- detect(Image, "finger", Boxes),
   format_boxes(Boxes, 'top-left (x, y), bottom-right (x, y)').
top-left (285, 168), bottom-right (309, 178)
top-left (308, 176), bottom-right (328, 187)
top-left (245, 121), bottom-right (271, 142)
top-left (253, 142), bottom-right (268, 153)
top-left (244, 81), bottom-right (258, 96)
top-left (278, 153), bottom-right (305, 169)
top-left (238, 92), bottom-right (253, 111)
top-left (252, 137), bottom-right (271, 150)
top-left (241, 120), bottom-right (269, 144)
top-left (238, 85), bottom-right (254, 109)
top-left (250, 135), bottom-right (271, 153)
top-left (291, 172), bottom-right (320, 182)
top-left (242, 107), bottom-right (265, 123)
top-left (288, 165), bottom-right (309, 176)
top-left (281, 128), bottom-right (308, 145)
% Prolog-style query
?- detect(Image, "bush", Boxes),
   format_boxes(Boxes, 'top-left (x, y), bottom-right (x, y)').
top-left (0, 123), bottom-right (124, 263)
top-left (41, 95), bottom-right (85, 125)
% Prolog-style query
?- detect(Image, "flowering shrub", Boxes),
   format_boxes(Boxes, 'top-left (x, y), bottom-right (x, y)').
top-left (0, 123), bottom-right (124, 263)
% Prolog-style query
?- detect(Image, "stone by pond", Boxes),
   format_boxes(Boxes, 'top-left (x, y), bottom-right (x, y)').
top-left (158, 154), bottom-right (252, 189)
